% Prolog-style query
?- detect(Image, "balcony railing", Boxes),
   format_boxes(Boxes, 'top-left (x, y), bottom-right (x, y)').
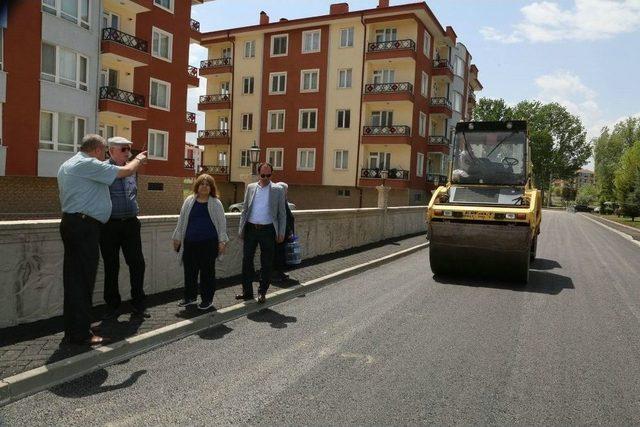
top-left (200, 57), bottom-right (232, 69)
top-left (99, 86), bottom-right (145, 107)
top-left (199, 94), bottom-right (231, 104)
top-left (430, 97), bottom-right (452, 109)
top-left (364, 82), bottom-right (413, 95)
top-left (102, 27), bottom-right (148, 52)
top-left (190, 18), bottom-right (200, 32)
top-left (186, 112), bottom-right (196, 124)
top-left (432, 59), bottom-right (453, 71)
top-left (428, 136), bottom-right (450, 145)
top-left (184, 158), bottom-right (195, 169)
top-left (188, 65), bottom-right (198, 78)
top-left (198, 129), bottom-right (230, 139)
top-left (200, 165), bottom-right (229, 175)
top-left (426, 173), bottom-right (448, 184)
top-left (360, 168), bottom-right (410, 180)
top-left (363, 125), bottom-right (411, 136)
top-left (367, 39), bottom-right (416, 52)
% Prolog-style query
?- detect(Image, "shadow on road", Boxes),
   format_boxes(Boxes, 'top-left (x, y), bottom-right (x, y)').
top-left (433, 269), bottom-right (574, 295)
top-left (198, 324), bottom-right (233, 340)
top-left (531, 258), bottom-right (562, 270)
top-left (247, 308), bottom-right (297, 329)
top-left (49, 366), bottom-right (147, 398)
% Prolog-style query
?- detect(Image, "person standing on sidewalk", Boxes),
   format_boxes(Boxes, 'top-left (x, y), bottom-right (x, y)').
top-left (237, 163), bottom-right (287, 303)
top-left (272, 182), bottom-right (295, 282)
top-left (57, 134), bottom-right (147, 346)
top-left (100, 137), bottom-right (148, 320)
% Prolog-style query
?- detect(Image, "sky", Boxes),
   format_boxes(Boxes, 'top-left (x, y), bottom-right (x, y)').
top-left (188, 0), bottom-right (640, 167)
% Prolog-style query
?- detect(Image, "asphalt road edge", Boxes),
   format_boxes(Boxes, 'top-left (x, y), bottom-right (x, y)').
top-left (580, 213), bottom-right (640, 248)
top-left (0, 241), bottom-right (429, 407)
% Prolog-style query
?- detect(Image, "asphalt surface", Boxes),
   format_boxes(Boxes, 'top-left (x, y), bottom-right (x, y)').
top-left (2, 210), bottom-right (640, 425)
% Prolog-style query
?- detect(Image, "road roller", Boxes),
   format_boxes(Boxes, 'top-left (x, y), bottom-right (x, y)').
top-left (426, 120), bottom-right (542, 283)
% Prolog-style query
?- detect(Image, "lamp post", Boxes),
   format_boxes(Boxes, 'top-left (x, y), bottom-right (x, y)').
top-left (249, 140), bottom-right (260, 179)
top-left (377, 168), bottom-right (390, 209)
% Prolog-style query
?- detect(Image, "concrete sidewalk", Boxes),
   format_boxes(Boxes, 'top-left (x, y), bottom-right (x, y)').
top-left (0, 233), bottom-right (427, 381)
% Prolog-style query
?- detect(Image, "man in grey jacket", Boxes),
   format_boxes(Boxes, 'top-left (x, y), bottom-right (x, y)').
top-left (237, 163), bottom-right (287, 303)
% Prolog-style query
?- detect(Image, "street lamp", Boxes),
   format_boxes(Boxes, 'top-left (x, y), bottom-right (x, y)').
top-left (380, 168), bottom-right (388, 187)
top-left (249, 140), bottom-right (260, 178)
top-left (377, 169), bottom-right (390, 209)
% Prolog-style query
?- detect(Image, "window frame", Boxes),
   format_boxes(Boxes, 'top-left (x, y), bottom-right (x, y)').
top-left (242, 76), bottom-right (255, 95)
top-left (240, 149), bottom-right (250, 167)
top-left (452, 91), bottom-right (463, 113)
top-left (267, 110), bottom-right (286, 133)
top-left (147, 128), bottom-right (169, 160)
top-left (39, 110), bottom-right (86, 152)
top-left (454, 56), bottom-right (465, 78)
top-left (269, 72), bottom-right (287, 95)
top-left (297, 148), bottom-right (316, 171)
top-left (270, 34), bottom-right (289, 57)
top-left (244, 40), bottom-right (256, 58)
top-left (300, 69), bottom-right (320, 93)
top-left (42, 0), bottom-right (91, 30)
top-left (301, 29), bottom-right (321, 54)
top-left (421, 71), bottom-right (429, 97)
top-left (41, 42), bottom-right (89, 91)
top-left (153, 0), bottom-right (174, 14)
top-left (298, 108), bottom-right (318, 132)
top-left (149, 77), bottom-right (171, 111)
top-left (338, 68), bottom-right (352, 89)
top-left (151, 26), bottom-right (173, 62)
top-left (339, 27), bottom-right (354, 48)
top-left (241, 113), bottom-right (253, 131)
top-left (416, 152), bottom-right (425, 177)
top-left (334, 149), bottom-right (349, 170)
top-left (419, 112), bottom-right (427, 137)
top-left (266, 148), bottom-right (284, 170)
top-left (336, 109), bottom-right (351, 129)
top-left (423, 30), bottom-right (431, 57)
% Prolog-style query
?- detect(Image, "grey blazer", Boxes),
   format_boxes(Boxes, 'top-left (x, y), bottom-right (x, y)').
top-left (238, 182), bottom-right (287, 238)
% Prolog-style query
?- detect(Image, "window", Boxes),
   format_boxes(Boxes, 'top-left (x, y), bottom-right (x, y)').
top-left (371, 111), bottom-right (393, 127)
top-left (416, 153), bottom-right (424, 177)
top-left (334, 150), bottom-right (348, 170)
top-left (219, 116), bottom-right (229, 130)
top-left (454, 56), bottom-right (465, 78)
top-left (100, 68), bottom-right (118, 87)
top-left (300, 69), bottom-right (319, 92)
top-left (41, 43), bottom-right (88, 91)
top-left (220, 81), bottom-right (230, 95)
top-left (337, 189), bottom-right (351, 197)
top-left (375, 28), bottom-right (397, 42)
top-left (218, 151), bottom-right (228, 166)
top-left (241, 113), bottom-right (253, 131)
top-left (240, 150), bottom-right (250, 167)
top-left (423, 30), bottom-right (431, 57)
top-left (244, 40), bottom-right (256, 58)
top-left (340, 27), bottom-right (354, 48)
top-left (373, 69), bottom-right (394, 84)
top-left (42, 0), bottom-right (90, 29)
top-left (152, 27), bottom-right (173, 61)
top-left (148, 129), bottom-right (168, 160)
top-left (39, 111), bottom-right (85, 152)
top-left (299, 109), bottom-right (318, 132)
top-left (452, 91), bottom-right (462, 112)
top-left (99, 124), bottom-right (116, 140)
top-left (302, 30), bottom-right (321, 53)
top-left (338, 69), bottom-right (352, 88)
top-left (368, 152), bottom-right (391, 169)
top-left (271, 34), bottom-right (288, 56)
top-left (222, 47), bottom-right (232, 59)
top-left (421, 72), bottom-right (429, 97)
top-left (267, 148), bottom-right (284, 170)
top-left (337, 109), bottom-right (350, 129)
top-left (269, 72), bottom-right (287, 94)
top-left (419, 112), bottom-right (426, 137)
top-left (102, 11), bottom-right (119, 29)
top-left (153, 0), bottom-right (173, 13)
top-left (150, 78), bottom-right (171, 110)
top-left (427, 152), bottom-right (447, 175)
top-left (0, 30), bottom-right (3, 70)
top-left (242, 76), bottom-right (254, 94)
top-left (268, 110), bottom-right (285, 132)
top-left (297, 149), bottom-right (316, 171)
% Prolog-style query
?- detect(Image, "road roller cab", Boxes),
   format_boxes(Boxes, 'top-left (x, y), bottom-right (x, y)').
top-left (426, 120), bottom-right (542, 283)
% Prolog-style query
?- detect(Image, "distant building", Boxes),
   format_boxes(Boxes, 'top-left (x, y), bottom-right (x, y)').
top-left (576, 168), bottom-right (595, 188)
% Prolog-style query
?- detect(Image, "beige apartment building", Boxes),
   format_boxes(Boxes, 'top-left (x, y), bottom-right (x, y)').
top-left (196, 0), bottom-right (482, 209)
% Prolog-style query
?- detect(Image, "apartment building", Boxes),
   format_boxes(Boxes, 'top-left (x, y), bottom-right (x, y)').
top-left (0, 0), bottom-right (209, 218)
top-left (197, 0), bottom-right (482, 209)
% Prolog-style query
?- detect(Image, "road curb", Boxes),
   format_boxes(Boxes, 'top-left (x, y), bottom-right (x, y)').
top-left (0, 241), bottom-right (428, 406)
top-left (580, 214), bottom-right (640, 247)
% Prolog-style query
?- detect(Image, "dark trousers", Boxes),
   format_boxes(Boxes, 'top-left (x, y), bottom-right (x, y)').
top-left (99, 217), bottom-right (146, 311)
top-left (183, 239), bottom-right (218, 304)
top-left (60, 213), bottom-right (101, 342)
top-left (274, 241), bottom-right (286, 273)
top-left (242, 223), bottom-right (276, 296)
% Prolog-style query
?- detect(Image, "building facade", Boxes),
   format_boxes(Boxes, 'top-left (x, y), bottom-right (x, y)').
top-left (197, 0), bottom-right (482, 209)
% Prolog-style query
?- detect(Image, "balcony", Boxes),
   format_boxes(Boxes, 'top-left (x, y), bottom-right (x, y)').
top-left (199, 165), bottom-right (230, 181)
top-left (432, 59), bottom-right (454, 80)
top-left (366, 39), bottom-right (416, 61)
top-left (197, 129), bottom-right (230, 145)
top-left (428, 136), bottom-right (450, 147)
top-left (362, 125), bottom-right (412, 145)
top-left (184, 158), bottom-right (195, 170)
top-left (430, 97), bottom-right (453, 117)
top-left (98, 87), bottom-right (147, 120)
top-left (187, 65), bottom-right (199, 88)
top-left (190, 18), bottom-right (201, 43)
top-left (198, 94), bottom-right (231, 111)
top-left (468, 91), bottom-right (476, 105)
top-left (200, 58), bottom-right (233, 76)
top-left (360, 168), bottom-right (410, 188)
top-left (186, 111), bottom-right (197, 132)
top-left (363, 82), bottom-right (414, 103)
top-left (101, 28), bottom-right (150, 67)
top-left (426, 174), bottom-right (448, 185)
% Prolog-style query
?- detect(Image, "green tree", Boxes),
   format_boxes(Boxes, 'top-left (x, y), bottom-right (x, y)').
top-left (575, 183), bottom-right (598, 206)
top-left (614, 141), bottom-right (640, 205)
top-left (472, 98), bottom-right (513, 121)
top-left (620, 174), bottom-right (640, 221)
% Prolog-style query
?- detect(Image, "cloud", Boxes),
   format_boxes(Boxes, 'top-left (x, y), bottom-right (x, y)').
top-left (481, 0), bottom-right (640, 43)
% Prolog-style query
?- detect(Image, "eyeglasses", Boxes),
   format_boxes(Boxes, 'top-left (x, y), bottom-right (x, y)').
top-left (260, 174), bottom-right (272, 178)
top-left (120, 146), bottom-right (131, 153)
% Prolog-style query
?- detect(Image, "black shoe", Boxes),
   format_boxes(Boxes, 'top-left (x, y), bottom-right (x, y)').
top-left (178, 299), bottom-right (198, 307)
top-left (102, 307), bottom-right (119, 321)
top-left (257, 293), bottom-right (266, 304)
top-left (235, 294), bottom-right (254, 301)
top-left (132, 308), bottom-right (151, 319)
top-left (198, 301), bottom-right (215, 311)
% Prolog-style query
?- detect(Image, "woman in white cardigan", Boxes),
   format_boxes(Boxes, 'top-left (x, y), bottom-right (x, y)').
top-left (172, 174), bottom-right (229, 310)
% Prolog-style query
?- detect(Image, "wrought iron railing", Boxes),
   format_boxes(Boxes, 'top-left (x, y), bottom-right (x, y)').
top-left (430, 97), bottom-right (452, 109)
top-left (186, 112), bottom-right (196, 124)
top-left (199, 94), bottom-right (231, 103)
top-left (432, 58), bottom-right (453, 71)
top-left (200, 165), bottom-right (229, 175)
top-left (190, 19), bottom-right (200, 32)
top-left (102, 27), bottom-right (148, 52)
top-left (428, 136), bottom-right (450, 145)
top-left (184, 158), bottom-right (195, 169)
top-left (200, 57), bottom-right (233, 69)
top-left (360, 168), bottom-right (410, 180)
top-left (99, 87), bottom-right (145, 107)
top-left (188, 65), bottom-right (198, 78)
top-left (198, 129), bottom-right (230, 139)
top-left (362, 125), bottom-right (411, 136)
top-left (426, 174), bottom-right (448, 184)
top-left (364, 82), bottom-right (413, 94)
top-left (367, 39), bottom-right (416, 52)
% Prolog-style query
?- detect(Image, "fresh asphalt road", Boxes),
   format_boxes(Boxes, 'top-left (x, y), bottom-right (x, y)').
top-left (2, 210), bottom-right (640, 425)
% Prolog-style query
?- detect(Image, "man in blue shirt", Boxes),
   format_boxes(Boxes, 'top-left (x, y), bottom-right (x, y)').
top-left (100, 137), bottom-right (148, 321)
top-left (57, 134), bottom-right (147, 346)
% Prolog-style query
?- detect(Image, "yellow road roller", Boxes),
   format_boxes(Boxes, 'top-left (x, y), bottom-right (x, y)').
top-left (426, 120), bottom-right (542, 283)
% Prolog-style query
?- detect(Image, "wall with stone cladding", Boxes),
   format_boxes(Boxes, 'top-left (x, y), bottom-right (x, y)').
top-left (0, 177), bottom-right (60, 219)
top-left (287, 185), bottom-right (410, 210)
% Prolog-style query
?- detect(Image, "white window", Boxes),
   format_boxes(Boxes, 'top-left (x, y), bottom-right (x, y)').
top-left (299, 109), bottom-right (318, 132)
top-left (338, 68), bottom-right (352, 88)
top-left (375, 28), bottom-right (397, 42)
top-left (419, 112), bottom-right (427, 137)
top-left (152, 27), bottom-right (173, 61)
top-left (368, 152), bottom-right (391, 169)
top-left (336, 109), bottom-right (350, 129)
top-left (371, 111), bottom-right (393, 127)
top-left (153, 0), bottom-right (173, 13)
top-left (102, 11), bottom-right (119, 30)
top-left (218, 151), bottom-right (228, 166)
top-left (241, 113), bottom-right (253, 131)
top-left (373, 69), bottom-right (394, 84)
top-left (148, 129), bottom-right (168, 160)
top-left (454, 56), bottom-right (465, 78)
top-left (340, 27), bottom-right (354, 48)
top-left (220, 81), bottom-right (230, 95)
top-left (244, 40), bottom-right (256, 58)
top-left (302, 30), bottom-right (321, 53)
top-left (423, 30), bottom-right (431, 57)
top-left (99, 124), bottom-right (116, 140)
top-left (219, 116), bottom-right (229, 130)
top-left (334, 150), bottom-right (348, 170)
top-left (297, 149), bottom-right (316, 171)
top-left (39, 111), bottom-right (85, 152)
top-left (222, 47), bottom-right (232, 59)
top-left (268, 110), bottom-right (285, 132)
top-left (267, 148), bottom-right (284, 170)
top-left (42, 0), bottom-right (90, 29)
top-left (337, 189), bottom-right (351, 197)
top-left (452, 91), bottom-right (463, 112)
top-left (269, 72), bottom-right (287, 94)
top-left (271, 34), bottom-right (288, 56)
top-left (242, 76), bottom-right (254, 94)
top-left (240, 149), bottom-right (250, 167)
top-left (416, 153), bottom-right (424, 177)
top-left (150, 78), bottom-right (171, 110)
top-left (421, 72), bottom-right (429, 97)
top-left (300, 69), bottom-right (319, 92)
top-left (41, 43), bottom-right (88, 91)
